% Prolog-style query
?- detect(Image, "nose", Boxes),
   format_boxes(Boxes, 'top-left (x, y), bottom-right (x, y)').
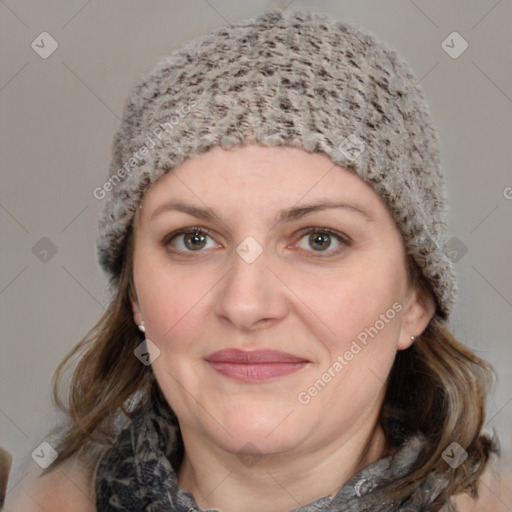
top-left (214, 247), bottom-right (290, 332)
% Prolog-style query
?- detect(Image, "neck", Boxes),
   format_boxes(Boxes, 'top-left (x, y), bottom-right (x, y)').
top-left (177, 417), bottom-right (390, 512)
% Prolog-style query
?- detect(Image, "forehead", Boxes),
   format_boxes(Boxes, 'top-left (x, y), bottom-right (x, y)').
top-left (139, 144), bottom-right (385, 215)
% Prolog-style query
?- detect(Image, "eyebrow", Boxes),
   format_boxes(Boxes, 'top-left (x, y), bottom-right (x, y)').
top-left (148, 200), bottom-right (375, 224)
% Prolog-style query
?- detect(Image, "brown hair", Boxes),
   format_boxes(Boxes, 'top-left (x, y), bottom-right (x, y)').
top-left (46, 228), bottom-right (498, 508)
top-left (378, 261), bottom-right (499, 508)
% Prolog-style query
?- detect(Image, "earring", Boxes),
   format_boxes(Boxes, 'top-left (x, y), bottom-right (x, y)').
top-left (411, 335), bottom-right (416, 342)
top-left (138, 321), bottom-right (145, 333)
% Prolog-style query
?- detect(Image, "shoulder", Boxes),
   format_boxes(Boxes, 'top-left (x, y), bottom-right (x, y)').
top-left (3, 455), bottom-right (97, 512)
top-left (448, 461), bottom-right (512, 512)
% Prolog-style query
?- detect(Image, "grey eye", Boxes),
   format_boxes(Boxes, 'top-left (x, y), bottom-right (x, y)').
top-left (167, 229), bottom-right (216, 252)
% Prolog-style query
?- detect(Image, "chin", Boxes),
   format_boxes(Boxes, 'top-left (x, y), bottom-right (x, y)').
top-left (206, 406), bottom-right (308, 454)
top-left (218, 426), bottom-right (305, 457)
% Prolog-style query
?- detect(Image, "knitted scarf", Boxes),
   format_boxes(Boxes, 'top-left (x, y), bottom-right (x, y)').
top-left (95, 396), bottom-right (446, 511)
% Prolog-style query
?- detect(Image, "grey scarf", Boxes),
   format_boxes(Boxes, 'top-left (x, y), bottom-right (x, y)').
top-left (95, 395), bottom-right (445, 511)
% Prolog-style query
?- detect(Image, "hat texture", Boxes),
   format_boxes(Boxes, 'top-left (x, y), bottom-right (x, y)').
top-left (96, 8), bottom-right (457, 319)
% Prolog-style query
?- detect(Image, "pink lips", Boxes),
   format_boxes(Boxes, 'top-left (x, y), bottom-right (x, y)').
top-left (205, 349), bottom-right (309, 382)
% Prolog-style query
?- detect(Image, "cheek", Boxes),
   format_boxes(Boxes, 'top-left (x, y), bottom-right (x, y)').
top-left (134, 257), bottom-right (219, 352)
top-left (300, 268), bottom-right (403, 408)
top-left (293, 265), bottom-right (404, 356)
top-left (296, 274), bottom-right (402, 419)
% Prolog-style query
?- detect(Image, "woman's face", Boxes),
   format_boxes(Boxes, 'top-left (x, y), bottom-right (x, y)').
top-left (131, 144), bottom-right (434, 457)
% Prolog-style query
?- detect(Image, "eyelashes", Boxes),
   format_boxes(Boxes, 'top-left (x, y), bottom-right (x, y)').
top-left (162, 227), bottom-right (218, 252)
top-left (293, 226), bottom-right (350, 255)
top-left (162, 226), bottom-right (350, 257)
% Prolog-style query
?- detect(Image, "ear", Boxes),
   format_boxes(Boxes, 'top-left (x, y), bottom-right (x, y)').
top-left (397, 286), bottom-right (436, 351)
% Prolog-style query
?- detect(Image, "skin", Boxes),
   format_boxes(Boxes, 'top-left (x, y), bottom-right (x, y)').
top-left (130, 144), bottom-right (435, 512)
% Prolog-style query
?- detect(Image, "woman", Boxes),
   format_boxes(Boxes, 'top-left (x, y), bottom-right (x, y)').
top-left (6, 8), bottom-right (498, 512)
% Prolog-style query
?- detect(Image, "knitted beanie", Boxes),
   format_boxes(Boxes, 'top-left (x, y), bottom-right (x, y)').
top-left (96, 8), bottom-right (457, 319)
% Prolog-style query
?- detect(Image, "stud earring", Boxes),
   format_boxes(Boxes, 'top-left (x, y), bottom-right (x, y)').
top-left (138, 321), bottom-right (145, 333)
top-left (411, 335), bottom-right (416, 342)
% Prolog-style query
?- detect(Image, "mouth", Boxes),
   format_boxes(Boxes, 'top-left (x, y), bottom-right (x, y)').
top-left (205, 349), bottom-right (310, 382)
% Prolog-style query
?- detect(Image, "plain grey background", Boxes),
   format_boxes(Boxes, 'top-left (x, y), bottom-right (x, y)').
top-left (1, 0), bottom-right (511, 502)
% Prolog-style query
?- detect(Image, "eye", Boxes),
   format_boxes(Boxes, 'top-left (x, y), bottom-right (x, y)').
top-left (293, 227), bottom-right (349, 256)
top-left (163, 227), bottom-right (218, 252)
top-left (162, 226), bottom-right (350, 256)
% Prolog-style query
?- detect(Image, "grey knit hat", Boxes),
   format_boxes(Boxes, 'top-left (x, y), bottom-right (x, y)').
top-left (96, 8), bottom-right (457, 319)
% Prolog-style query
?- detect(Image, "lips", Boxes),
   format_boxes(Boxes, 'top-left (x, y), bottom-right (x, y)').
top-left (205, 349), bottom-right (310, 382)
